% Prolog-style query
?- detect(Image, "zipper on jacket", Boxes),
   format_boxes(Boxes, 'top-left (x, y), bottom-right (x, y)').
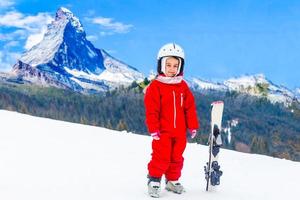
top-left (173, 91), bottom-right (176, 128)
top-left (180, 93), bottom-right (183, 107)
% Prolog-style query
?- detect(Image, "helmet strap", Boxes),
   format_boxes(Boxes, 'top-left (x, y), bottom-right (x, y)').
top-left (161, 57), bottom-right (167, 75)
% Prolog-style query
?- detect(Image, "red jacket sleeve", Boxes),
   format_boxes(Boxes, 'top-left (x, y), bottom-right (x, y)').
top-left (144, 81), bottom-right (160, 133)
top-left (183, 81), bottom-right (199, 130)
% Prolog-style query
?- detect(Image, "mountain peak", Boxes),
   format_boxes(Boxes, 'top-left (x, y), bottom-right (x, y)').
top-left (54, 7), bottom-right (84, 33)
top-left (55, 7), bottom-right (74, 20)
top-left (253, 73), bottom-right (266, 79)
top-left (226, 74), bottom-right (269, 86)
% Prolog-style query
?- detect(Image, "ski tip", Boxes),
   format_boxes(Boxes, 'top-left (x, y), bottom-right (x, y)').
top-left (211, 101), bottom-right (224, 106)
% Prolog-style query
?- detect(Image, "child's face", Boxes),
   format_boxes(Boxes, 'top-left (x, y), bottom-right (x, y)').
top-left (165, 57), bottom-right (179, 77)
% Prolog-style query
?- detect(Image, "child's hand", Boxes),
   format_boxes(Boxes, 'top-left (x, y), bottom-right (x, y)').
top-left (189, 129), bottom-right (197, 139)
top-left (150, 132), bottom-right (160, 140)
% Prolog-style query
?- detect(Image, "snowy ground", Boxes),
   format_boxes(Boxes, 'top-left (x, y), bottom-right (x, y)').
top-left (0, 110), bottom-right (299, 200)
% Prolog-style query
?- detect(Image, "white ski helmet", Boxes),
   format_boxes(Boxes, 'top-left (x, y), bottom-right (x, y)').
top-left (157, 43), bottom-right (185, 76)
top-left (157, 43), bottom-right (185, 60)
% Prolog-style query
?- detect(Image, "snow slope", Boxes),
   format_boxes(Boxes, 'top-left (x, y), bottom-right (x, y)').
top-left (0, 110), bottom-right (299, 200)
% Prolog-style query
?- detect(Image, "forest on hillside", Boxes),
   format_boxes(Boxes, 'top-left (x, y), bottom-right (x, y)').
top-left (0, 80), bottom-right (300, 161)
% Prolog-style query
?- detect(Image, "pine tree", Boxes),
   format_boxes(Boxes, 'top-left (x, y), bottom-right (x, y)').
top-left (116, 119), bottom-right (128, 131)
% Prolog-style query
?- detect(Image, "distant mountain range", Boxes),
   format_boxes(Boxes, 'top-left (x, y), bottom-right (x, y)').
top-left (187, 74), bottom-right (300, 107)
top-left (0, 7), bottom-right (299, 107)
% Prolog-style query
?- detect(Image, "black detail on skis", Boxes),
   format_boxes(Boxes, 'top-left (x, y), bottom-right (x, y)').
top-left (213, 125), bottom-right (220, 138)
top-left (210, 161), bottom-right (223, 186)
top-left (212, 145), bottom-right (220, 157)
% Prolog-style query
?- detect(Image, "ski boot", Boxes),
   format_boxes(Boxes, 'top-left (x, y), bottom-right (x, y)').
top-left (165, 180), bottom-right (185, 194)
top-left (147, 175), bottom-right (161, 198)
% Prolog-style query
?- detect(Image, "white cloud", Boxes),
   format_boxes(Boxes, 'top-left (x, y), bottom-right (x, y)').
top-left (88, 16), bottom-right (133, 34)
top-left (0, 11), bottom-right (53, 32)
top-left (0, 30), bottom-right (27, 41)
top-left (0, 9), bottom-right (54, 70)
top-left (99, 31), bottom-right (114, 36)
top-left (0, 10), bottom-right (53, 50)
top-left (0, 34), bottom-right (5, 40)
top-left (86, 35), bottom-right (98, 42)
top-left (4, 40), bottom-right (19, 48)
top-left (0, 50), bottom-right (20, 72)
top-left (0, 0), bottom-right (15, 8)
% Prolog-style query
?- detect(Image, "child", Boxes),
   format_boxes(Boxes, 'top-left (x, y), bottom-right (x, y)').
top-left (144, 43), bottom-right (199, 198)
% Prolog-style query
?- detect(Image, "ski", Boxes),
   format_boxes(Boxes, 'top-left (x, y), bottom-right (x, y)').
top-left (204, 101), bottom-right (224, 191)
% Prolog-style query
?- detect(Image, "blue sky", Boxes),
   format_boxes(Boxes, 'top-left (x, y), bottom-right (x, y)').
top-left (1, 0), bottom-right (300, 89)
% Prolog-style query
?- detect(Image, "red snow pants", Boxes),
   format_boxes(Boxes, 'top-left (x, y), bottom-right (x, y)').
top-left (148, 132), bottom-right (187, 181)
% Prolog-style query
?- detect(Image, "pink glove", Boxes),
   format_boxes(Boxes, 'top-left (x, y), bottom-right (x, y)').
top-left (189, 129), bottom-right (197, 139)
top-left (150, 132), bottom-right (160, 140)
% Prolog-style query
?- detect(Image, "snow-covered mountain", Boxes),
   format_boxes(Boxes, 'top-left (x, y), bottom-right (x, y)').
top-left (0, 109), bottom-right (299, 200)
top-left (188, 74), bottom-right (299, 106)
top-left (11, 7), bottom-right (144, 93)
top-left (295, 88), bottom-right (300, 99)
top-left (0, 72), bottom-right (9, 81)
top-left (188, 77), bottom-right (227, 91)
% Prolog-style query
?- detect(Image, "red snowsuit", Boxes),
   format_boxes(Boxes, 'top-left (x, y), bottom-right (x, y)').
top-left (144, 75), bottom-right (199, 181)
